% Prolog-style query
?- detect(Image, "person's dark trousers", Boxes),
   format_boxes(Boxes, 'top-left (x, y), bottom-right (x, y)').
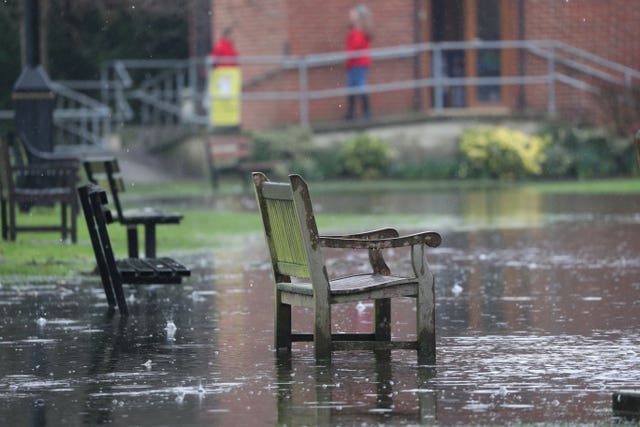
top-left (345, 95), bottom-right (356, 120)
top-left (360, 94), bottom-right (370, 119)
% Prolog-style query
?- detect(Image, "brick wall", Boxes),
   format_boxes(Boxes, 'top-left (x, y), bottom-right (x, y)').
top-left (212, 0), bottom-right (640, 129)
top-left (213, 0), bottom-right (420, 128)
top-left (523, 0), bottom-right (640, 120)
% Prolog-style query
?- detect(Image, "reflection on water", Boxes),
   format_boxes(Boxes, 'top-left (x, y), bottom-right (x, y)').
top-left (1, 189), bottom-right (640, 425)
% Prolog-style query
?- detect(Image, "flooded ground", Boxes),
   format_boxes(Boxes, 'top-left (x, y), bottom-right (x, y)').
top-left (1, 187), bottom-right (640, 425)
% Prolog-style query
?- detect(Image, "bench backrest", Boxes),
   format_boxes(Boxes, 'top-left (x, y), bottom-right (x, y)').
top-left (77, 183), bottom-right (119, 307)
top-left (253, 172), bottom-right (312, 280)
top-left (83, 159), bottom-right (126, 222)
top-left (253, 172), bottom-right (329, 298)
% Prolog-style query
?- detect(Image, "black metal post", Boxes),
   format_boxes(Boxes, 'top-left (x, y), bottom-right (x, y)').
top-left (12, 0), bottom-right (55, 155)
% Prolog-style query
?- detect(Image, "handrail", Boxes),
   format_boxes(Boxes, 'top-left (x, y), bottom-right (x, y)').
top-left (553, 41), bottom-right (640, 80)
top-left (2, 39), bottom-right (639, 140)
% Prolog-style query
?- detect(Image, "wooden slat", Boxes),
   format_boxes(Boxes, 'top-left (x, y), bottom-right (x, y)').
top-left (121, 208), bottom-right (182, 224)
top-left (330, 274), bottom-right (412, 295)
top-left (262, 182), bottom-right (293, 200)
top-left (266, 198), bottom-right (310, 278)
top-left (158, 257), bottom-right (191, 276)
top-left (277, 281), bottom-right (313, 295)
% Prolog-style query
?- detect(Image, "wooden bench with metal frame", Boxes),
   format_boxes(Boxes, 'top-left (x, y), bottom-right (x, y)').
top-left (253, 172), bottom-right (442, 364)
top-left (0, 133), bottom-right (79, 242)
top-left (78, 183), bottom-right (190, 315)
top-left (83, 157), bottom-right (183, 258)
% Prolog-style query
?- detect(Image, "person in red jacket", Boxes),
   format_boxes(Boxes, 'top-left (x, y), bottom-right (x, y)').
top-left (211, 27), bottom-right (238, 67)
top-left (344, 4), bottom-right (372, 120)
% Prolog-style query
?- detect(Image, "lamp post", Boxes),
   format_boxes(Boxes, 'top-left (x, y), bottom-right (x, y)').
top-left (12, 0), bottom-right (55, 156)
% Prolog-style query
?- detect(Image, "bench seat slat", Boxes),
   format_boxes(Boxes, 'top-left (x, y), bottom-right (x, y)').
top-left (121, 208), bottom-right (183, 224)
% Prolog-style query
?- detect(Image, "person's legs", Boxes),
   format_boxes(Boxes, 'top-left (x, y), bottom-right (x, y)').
top-left (345, 68), bottom-right (358, 120)
top-left (356, 66), bottom-right (370, 119)
top-left (360, 93), bottom-right (370, 119)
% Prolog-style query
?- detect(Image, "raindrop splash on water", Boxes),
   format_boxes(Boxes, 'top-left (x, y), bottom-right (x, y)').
top-left (451, 283), bottom-right (463, 297)
top-left (165, 321), bottom-right (177, 341)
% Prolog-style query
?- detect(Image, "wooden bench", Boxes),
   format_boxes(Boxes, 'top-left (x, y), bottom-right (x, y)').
top-left (78, 183), bottom-right (190, 315)
top-left (83, 157), bottom-right (183, 258)
top-left (253, 172), bottom-right (441, 363)
top-left (205, 134), bottom-right (275, 189)
top-left (0, 133), bottom-right (79, 242)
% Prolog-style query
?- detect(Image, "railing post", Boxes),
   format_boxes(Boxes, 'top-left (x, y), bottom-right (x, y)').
top-left (176, 67), bottom-right (185, 124)
top-left (547, 46), bottom-right (557, 114)
top-left (103, 109), bottom-right (111, 147)
top-left (189, 58), bottom-right (198, 102)
top-left (432, 46), bottom-right (444, 112)
top-left (299, 57), bottom-right (310, 128)
top-left (624, 72), bottom-right (633, 106)
top-left (100, 63), bottom-right (109, 109)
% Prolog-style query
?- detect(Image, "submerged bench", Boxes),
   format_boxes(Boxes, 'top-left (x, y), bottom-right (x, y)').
top-left (78, 183), bottom-right (190, 315)
top-left (205, 134), bottom-right (275, 189)
top-left (83, 157), bottom-right (182, 258)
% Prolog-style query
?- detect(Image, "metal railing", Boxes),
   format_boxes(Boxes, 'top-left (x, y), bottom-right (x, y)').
top-left (0, 82), bottom-right (112, 148)
top-left (2, 39), bottom-right (638, 148)
top-left (97, 39), bottom-right (640, 130)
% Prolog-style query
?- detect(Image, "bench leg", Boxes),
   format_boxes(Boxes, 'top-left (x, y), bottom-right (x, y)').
top-left (61, 202), bottom-right (68, 241)
top-left (374, 298), bottom-right (391, 341)
top-left (9, 198), bottom-right (16, 241)
top-left (275, 291), bottom-right (292, 353)
top-left (1, 197), bottom-right (7, 240)
top-left (71, 200), bottom-right (78, 244)
top-left (127, 226), bottom-right (139, 258)
top-left (111, 273), bottom-right (129, 316)
top-left (144, 224), bottom-right (156, 258)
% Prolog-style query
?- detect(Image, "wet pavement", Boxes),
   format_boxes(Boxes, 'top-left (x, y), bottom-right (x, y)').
top-left (1, 187), bottom-right (640, 425)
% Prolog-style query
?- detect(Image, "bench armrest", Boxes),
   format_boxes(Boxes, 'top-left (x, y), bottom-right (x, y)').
top-left (321, 227), bottom-right (399, 240)
top-left (319, 230), bottom-right (441, 250)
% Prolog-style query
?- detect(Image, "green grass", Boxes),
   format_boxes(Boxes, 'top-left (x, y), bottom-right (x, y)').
top-left (0, 207), bottom-right (260, 278)
top-left (0, 205), bottom-right (423, 279)
top-left (3, 177), bottom-right (640, 280)
top-left (120, 176), bottom-right (640, 199)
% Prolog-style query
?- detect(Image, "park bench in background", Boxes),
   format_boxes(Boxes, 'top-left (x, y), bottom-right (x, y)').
top-left (83, 157), bottom-right (182, 258)
top-left (78, 183), bottom-right (190, 315)
top-left (253, 172), bottom-right (441, 363)
top-left (206, 134), bottom-right (275, 189)
top-left (0, 133), bottom-right (79, 242)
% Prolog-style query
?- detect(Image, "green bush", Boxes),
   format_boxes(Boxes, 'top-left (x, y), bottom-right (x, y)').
top-left (458, 126), bottom-right (548, 180)
top-left (539, 122), bottom-right (635, 179)
top-left (337, 134), bottom-right (394, 179)
top-left (249, 127), bottom-right (312, 161)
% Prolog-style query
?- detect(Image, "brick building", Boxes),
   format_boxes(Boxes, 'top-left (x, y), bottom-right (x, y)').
top-left (211, 0), bottom-right (640, 129)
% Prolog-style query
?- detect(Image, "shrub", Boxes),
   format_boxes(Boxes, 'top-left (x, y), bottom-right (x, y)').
top-left (458, 126), bottom-right (548, 180)
top-left (249, 127), bottom-right (313, 161)
top-left (539, 122), bottom-right (635, 179)
top-left (337, 133), bottom-right (394, 179)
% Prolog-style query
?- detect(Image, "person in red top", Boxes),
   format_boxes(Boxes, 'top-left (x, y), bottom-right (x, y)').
top-left (344, 4), bottom-right (372, 120)
top-left (211, 27), bottom-right (238, 67)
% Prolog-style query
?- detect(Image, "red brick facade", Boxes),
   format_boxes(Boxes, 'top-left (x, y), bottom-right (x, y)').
top-left (212, 0), bottom-right (640, 129)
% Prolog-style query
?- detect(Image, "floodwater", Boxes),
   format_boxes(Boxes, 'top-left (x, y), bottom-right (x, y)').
top-left (1, 187), bottom-right (640, 426)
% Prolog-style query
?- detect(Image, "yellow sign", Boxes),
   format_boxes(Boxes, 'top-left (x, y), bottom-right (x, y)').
top-left (209, 67), bottom-right (241, 127)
